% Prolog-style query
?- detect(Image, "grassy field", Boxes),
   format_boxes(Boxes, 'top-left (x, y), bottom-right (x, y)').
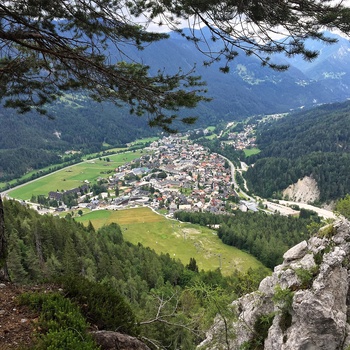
top-left (0, 159), bottom-right (81, 190)
top-left (205, 134), bottom-right (218, 140)
top-left (243, 148), bottom-right (261, 157)
top-left (75, 207), bottom-right (267, 276)
top-left (8, 151), bottom-right (143, 200)
top-left (129, 136), bottom-right (159, 145)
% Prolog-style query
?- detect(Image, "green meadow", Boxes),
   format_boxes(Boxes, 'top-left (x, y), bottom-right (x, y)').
top-left (129, 136), bottom-right (159, 145)
top-left (243, 148), bottom-right (261, 157)
top-left (75, 207), bottom-right (268, 276)
top-left (8, 151), bottom-right (143, 200)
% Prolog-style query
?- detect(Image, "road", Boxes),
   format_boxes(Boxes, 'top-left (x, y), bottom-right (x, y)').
top-left (2, 149), bottom-right (338, 221)
top-left (279, 200), bottom-right (337, 220)
top-left (219, 153), bottom-right (337, 220)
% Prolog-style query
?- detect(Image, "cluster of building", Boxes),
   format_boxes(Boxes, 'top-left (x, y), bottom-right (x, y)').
top-left (68, 135), bottom-right (246, 215)
top-left (34, 131), bottom-right (262, 216)
top-left (226, 123), bottom-right (257, 150)
top-left (143, 136), bottom-right (238, 214)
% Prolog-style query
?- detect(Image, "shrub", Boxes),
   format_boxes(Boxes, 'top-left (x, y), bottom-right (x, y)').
top-left (317, 224), bottom-right (335, 239)
top-left (241, 312), bottom-right (275, 350)
top-left (294, 267), bottom-right (318, 289)
top-left (272, 285), bottom-right (294, 332)
top-left (60, 276), bottom-right (138, 335)
top-left (17, 292), bottom-right (99, 350)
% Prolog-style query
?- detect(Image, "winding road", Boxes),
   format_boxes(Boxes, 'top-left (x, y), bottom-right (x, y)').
top-left (2, 149), bottom-right (338, 221)
top-left (219, 154), bottom-right (337, 220)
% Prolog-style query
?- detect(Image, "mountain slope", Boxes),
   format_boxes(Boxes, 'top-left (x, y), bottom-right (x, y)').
top-left (0, 97), bottom-right (154, 181)
top-left (3, 30), bottom-right (350, 181)
top-left (120, 29), bottom-right (350, 117)
top-left (245, 101), bottom-right (350, 202)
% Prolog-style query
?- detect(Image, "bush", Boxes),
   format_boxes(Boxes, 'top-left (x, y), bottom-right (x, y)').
top-left (241, 312), bottom-right (275, 350)
top-left (317, 224), bottom-right (335, 239)
top-left (294, 267), bottom-right (318, 289)
top-left (272, 285), bottom-right (294, 332)
top-left (60, 276), bottom-right (138, 335)
top-left (17, 292), bottom-right (98, 350)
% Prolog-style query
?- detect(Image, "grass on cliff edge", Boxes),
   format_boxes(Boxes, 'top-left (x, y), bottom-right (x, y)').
top-left (75, 207), bottom-right (267, 276)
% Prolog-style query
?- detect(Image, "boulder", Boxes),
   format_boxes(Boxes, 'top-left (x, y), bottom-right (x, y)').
top-left (91, 331), bottom-right (150, 350)
top-left (283, 240), bottom-right (308, 262)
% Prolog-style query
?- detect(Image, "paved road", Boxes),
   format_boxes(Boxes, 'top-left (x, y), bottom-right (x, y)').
top-left (279, 200), bottom-right (337, 220)
top-left (219, 153), bottom-right (337, 220)
top-left (2, 150), bottom-right (338, 221)
top-left (217, 154), bottom-right (255, 200)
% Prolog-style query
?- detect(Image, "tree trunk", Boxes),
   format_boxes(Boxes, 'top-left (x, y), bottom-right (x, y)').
top-left (0, 196), bottom-right (10, 282)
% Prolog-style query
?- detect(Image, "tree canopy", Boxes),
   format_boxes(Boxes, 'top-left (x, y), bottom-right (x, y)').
top-left (1, 0), bottom-right (350, 130)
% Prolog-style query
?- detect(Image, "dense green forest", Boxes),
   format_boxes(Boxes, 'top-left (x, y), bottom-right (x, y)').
top-left (3, 199), bottom-right (268, 349)
top-left (0, 98), bottom-right (155, 181)
top-left (245, 101), bottom-right (350, 201)
top-left (175, 210), bottom-right (319, 269)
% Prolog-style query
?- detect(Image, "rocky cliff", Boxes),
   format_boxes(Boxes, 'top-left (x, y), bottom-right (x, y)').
top-left (282, 176), bottom-right (320, 203)
top-left (198, 219), bottom-right (350, 350)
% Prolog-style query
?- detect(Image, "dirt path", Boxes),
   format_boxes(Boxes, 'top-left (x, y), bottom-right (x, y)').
top-left (0, 283), bottom-right (37, 349)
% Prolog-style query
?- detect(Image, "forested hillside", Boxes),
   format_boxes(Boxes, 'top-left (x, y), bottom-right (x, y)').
top-left (0, 98), bottom-right (154, 181)
top-left (4, 30), bottom-right (350, 182)
top-left (3, 199), bottom-right (268, 349)
top-left (245, 101), bottom-right (350, 202)
top-left (175, 210), bottom-right (319, 269)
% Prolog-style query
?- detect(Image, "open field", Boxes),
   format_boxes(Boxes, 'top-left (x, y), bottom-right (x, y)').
top-left (8, 151), bottom-right (143, 200)
top-left (129, 136), bottom-right (159, 145)
top-left (75, 207), bottom-right (268, 276)
top-left (0, 159), bottom-right (81, 190)
top-left (243, 148), bottom-right (261, 157)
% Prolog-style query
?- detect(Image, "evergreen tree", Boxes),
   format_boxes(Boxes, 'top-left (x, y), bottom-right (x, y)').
top-left (186, 257), bottom-right (199, 273)
top-left (1, 1), bottom-right (350, 132)
top-left (0, 197), bottom-right (9, 281)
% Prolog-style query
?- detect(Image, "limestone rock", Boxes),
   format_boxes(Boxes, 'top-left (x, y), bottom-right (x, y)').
top-left (282, 176), bottom-right (320, 203)
top-left (283, 240), bottom-right (308, 262)
top-left (91, 331), bottom-right (151, 350)
top-left (198, 219), bottom-right (350, 350)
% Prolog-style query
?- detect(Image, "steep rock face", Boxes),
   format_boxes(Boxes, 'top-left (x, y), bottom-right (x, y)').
top-left (282, 176), bottom-right (320, 203)
top-left (198, 220), bottom-right (350, 350)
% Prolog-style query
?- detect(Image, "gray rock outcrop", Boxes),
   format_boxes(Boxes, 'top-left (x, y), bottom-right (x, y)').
top-left (283, 176), bottom-right (320, 203)
top-left (91, 331), bottom-right (151, 350)
top-left (198, 219), bottom-right (350, 350)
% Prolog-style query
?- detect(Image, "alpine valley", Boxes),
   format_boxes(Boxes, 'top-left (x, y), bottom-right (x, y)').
top-left (2, 30), bottom-right (350, 182)
top-left (4, 27), bottom-right (350, 350)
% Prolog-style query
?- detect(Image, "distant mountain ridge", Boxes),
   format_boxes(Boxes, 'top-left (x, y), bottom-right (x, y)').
top-left (275, 31), bottom-right (350, 98)
top-left (2, 29), bottom-right (350, 181)
top-left (119, 29), bottom-right (350, 117)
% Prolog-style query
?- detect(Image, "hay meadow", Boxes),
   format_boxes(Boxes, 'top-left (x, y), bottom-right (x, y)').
top-left (75, 207), bottom-right (267, 276)
top-left (8, 150), bottom-right (143, 200)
